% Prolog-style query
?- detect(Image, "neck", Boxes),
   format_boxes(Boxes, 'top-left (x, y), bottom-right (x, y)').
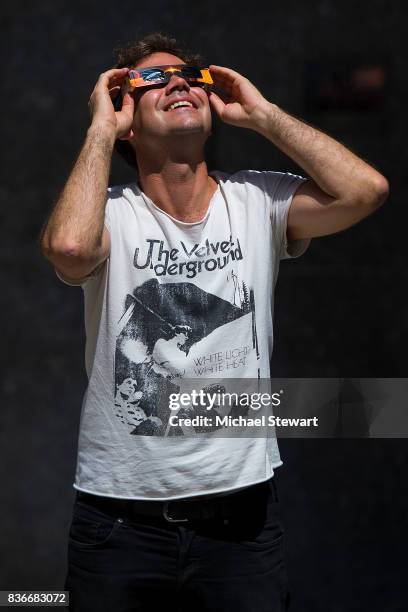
top-left (134, 147), bottom-right (218, 223)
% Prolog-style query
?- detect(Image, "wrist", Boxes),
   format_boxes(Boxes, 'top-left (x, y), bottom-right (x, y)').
top-left (250, 101), bottom-right (280, 135)
top-left (87, 121), bottom-right (117, 145)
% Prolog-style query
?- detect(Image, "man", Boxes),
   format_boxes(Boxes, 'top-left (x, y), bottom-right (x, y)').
top-left (40, 32), bottom-right (388, 611)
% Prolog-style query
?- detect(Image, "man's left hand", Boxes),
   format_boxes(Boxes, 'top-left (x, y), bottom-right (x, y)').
top-left (208, 65), bottom-right (271, 129)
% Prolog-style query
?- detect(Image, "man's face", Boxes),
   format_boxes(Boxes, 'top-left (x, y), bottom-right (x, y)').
top-left (119, 377), bottom-right (138, 396)
top-left (128, 52), bottom-right (212, 145)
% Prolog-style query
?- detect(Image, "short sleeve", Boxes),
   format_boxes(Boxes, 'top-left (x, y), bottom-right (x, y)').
top-left (54, 192), bottom-right (113, 288)
top-left (54, 257), bottom-right (107, 287)
top-left (263, 171), bottom-right (311, 260)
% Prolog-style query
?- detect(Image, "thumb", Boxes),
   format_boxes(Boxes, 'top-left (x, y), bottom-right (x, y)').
top-left (121, 91), bottom-right (135, 117)
top-left (208, 91), bottom-right (225, 117)
top-left (118, 129), bottom-right (135, 141)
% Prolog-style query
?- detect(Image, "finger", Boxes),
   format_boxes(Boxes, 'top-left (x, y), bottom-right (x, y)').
top-left (120, 91), bottom-right (135, 115)
top-left (209, 65), bottom-right (243, 86)
top-left (209, 65), bottom-right (244, 93)
top-left (118, 128), bottom-right (135, 141)
top-left (209, 70), bottom-right (232, 85)
top-left (97, 67), bottom-right (129, 87)
top-left (208, 91), bottom-right (226, 116)
top-left (209, 64), bottom-right (243, 80)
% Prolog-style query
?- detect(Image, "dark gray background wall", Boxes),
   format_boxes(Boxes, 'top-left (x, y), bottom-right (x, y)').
top-left (1, 1), bottom-right (407, 610)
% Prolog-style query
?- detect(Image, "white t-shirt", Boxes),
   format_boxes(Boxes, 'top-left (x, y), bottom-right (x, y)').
top-left (59, 169), bottom-right (310, 500)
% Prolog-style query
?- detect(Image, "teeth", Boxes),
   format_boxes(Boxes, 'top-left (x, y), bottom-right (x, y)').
top-left (167, 101), bottom-right (193, 111)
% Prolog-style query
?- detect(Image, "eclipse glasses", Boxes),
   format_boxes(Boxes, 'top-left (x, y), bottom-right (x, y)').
top-left (128, 65), bottom-right (213, 89)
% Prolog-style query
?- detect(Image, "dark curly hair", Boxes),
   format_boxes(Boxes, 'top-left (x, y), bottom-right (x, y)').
top-left (113, 32), bottom-right (206, 171)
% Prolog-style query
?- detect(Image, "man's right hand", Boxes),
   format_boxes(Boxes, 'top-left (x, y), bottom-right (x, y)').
top-left (88, 67), bottom-right (135, 140)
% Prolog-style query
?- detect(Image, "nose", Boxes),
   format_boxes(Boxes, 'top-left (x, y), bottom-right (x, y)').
top-left (165, 73), bottom-right (191, 94)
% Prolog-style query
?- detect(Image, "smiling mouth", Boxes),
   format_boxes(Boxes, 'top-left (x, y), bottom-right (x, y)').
top-left (167, 106), bottom-right (196, 112)
top-left (164, 101), bottom-right (197, 112)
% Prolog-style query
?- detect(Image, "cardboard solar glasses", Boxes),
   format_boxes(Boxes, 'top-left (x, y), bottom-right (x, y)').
top-left (128, 65), bottom-right (213, 89)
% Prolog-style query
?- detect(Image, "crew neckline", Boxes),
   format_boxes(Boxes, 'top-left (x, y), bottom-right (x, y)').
top-left (135, 171), bottom-right (222, 227)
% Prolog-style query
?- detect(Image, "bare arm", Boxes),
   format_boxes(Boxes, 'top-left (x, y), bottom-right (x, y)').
top-left (208, 65), bottom-right (389, 240)
top-left (253, 105), bottom-right (389, 240)
top-left (40, 67), bottom-right (134, 282)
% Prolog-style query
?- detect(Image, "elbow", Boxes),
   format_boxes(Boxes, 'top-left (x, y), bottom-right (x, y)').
top-left (41, 236), bottom-right (83, 262)
top-left (40, 236), bottom-right (91, 275)
top-left (367, 173), bottom-right (390, 210)
top-left (339, 174), bottom-right (389, 227)
top-left (347, 174), bottom-right (389, 215)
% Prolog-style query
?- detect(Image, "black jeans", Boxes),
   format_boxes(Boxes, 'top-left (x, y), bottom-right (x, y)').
top-left (64, 478), bottom-right (290, 611)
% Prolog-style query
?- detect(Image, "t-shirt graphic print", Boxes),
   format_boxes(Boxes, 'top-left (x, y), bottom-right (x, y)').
top-left (114, 269), bottom-right (259, 437)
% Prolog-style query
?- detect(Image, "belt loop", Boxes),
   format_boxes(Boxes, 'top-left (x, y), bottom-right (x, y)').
top-left (163, 501), bottom-right (189, 523)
